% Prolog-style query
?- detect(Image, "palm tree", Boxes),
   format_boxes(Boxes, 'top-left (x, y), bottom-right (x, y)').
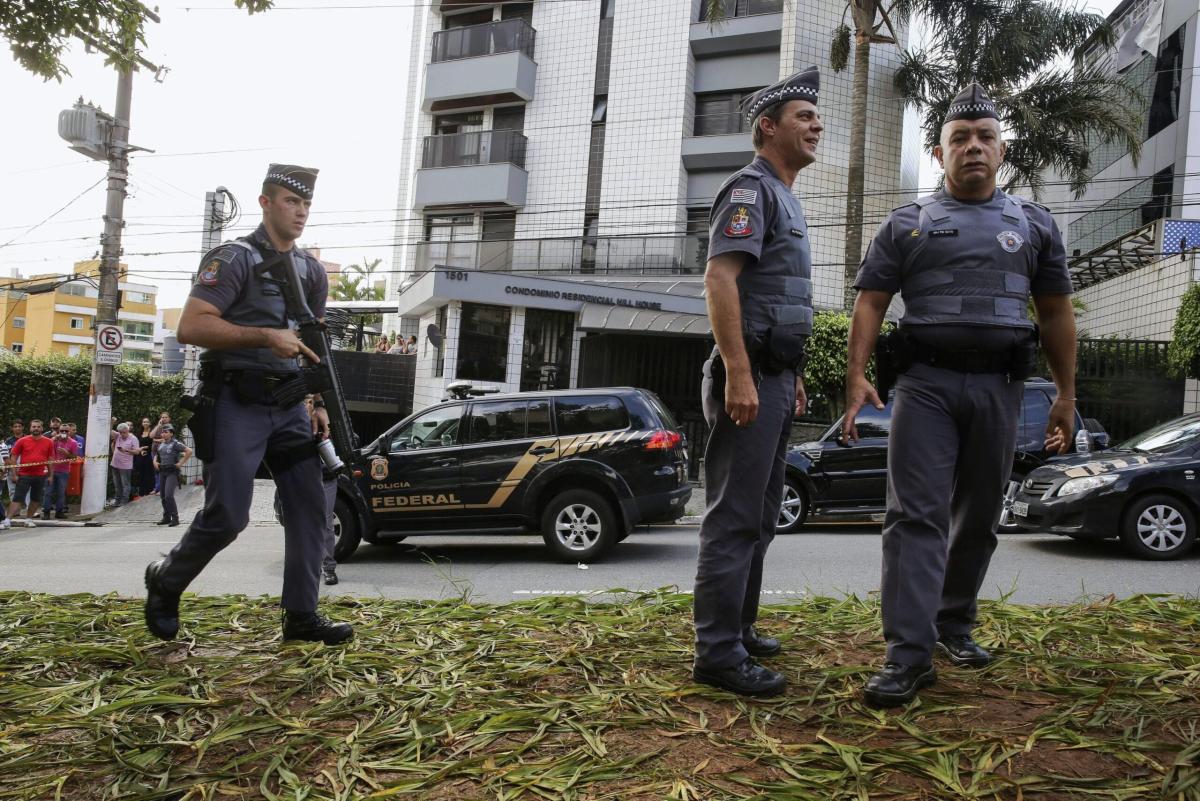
top-left (892, 0), bottom-right (1142, 199)
top-left (330, 257), bottom-right (387, 347)
top-left (830, 1), bottom-right (901, 308)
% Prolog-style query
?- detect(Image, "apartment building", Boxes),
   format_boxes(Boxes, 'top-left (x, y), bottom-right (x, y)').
top-left (390, 0), bottom-right (919, 412)
top-left (0, 260), bottom-right (158, 366)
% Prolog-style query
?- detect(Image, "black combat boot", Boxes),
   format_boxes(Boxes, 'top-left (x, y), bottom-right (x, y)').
top-left (282, 610), bottom-right (354, 645)
top-left (155, 517), bottom-right (171, 526)
top-left (694, 657), bottom-right (786, 697)
top-left (863, 663), bottom-right (936, 707)
top-left (742, 626), bottom-right (781, 657)
top-left (143, 559), bottom-right (181, 640)
top-left (323, 568), bottom-right (339, 586)
top-left (936, 635), bottom-right (994, 667)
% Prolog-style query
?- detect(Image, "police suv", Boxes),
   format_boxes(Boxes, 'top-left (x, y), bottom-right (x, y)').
top-left (323, 387), bottom-right (690, 563)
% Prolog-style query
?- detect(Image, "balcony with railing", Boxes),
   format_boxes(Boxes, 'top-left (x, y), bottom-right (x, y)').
top-left (412, 234), bottom-right (710, 277)
top-left (683, 108), bottom-right (754, 170)
top-left (691, 0), bottom-right (784, 56)
top-left (424, 19), bottom-right (538, 111)
top-left (414, 130), bottom-right (529, 209)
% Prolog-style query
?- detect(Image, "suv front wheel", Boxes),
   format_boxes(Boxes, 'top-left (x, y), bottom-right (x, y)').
top-left (541, 489), bottom-right (618, 563)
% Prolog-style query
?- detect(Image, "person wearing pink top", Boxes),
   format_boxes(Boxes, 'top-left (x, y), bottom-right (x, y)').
top-left (41, 428), bottom-right (80, 519)
top-left (111, 423), bottom-right (143, 506)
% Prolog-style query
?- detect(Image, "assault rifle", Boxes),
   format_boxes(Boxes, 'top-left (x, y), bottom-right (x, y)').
top-left (258, 249), bottom-right (358, 472)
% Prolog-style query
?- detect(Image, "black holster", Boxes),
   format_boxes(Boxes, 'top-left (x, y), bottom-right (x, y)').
top-left (746, 328), bottom-right (808, 376)
top-left (874, 329), bottom-right (911, 397)
top-left (1009, 327), bottom-right (1040, 380)
top-left (181, 391), bottom-right (218, 463)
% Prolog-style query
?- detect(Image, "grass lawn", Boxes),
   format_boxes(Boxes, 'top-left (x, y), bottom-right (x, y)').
top-left (1, 590), bottom-right (1198, 800)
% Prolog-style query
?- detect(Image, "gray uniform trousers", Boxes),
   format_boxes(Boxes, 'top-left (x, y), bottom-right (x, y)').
top-left (881, 363), bottom-right (1023, 665)
top-left (160, 468), bottom-right (180, 521)
top-left (321, 476), bottom-right (337, 573)
top-left (694, 361), bottom-right (795, 669)
top-left (157, 385), bottom-right (326, 612)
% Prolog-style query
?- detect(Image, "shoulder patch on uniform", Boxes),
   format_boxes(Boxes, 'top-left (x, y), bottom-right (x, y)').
top-left (731, 188), bottom-right (758, 206)
top-left (724, 206), bottom-right (753, 238)
top-left (198, 259), bottom-right (222, 286)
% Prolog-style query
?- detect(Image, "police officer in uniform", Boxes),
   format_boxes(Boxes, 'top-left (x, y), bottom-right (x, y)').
top-left (844, 85), bottom-right (1077, 706)
top-left (144, 164), bottom-right (353, 645)
top-left (693, 67), bottom-right (822, 697)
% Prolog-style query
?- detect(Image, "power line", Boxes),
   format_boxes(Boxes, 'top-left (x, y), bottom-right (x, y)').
top-left (0, 178), bottom-right (106, 252)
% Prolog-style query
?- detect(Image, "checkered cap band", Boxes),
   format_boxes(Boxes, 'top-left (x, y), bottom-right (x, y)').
top-left (947, 102), bottom-right (996, 116)
top-left (745, 84), bottom-right (819, 124)
top-left (265, 173), bottom-right (314, 199)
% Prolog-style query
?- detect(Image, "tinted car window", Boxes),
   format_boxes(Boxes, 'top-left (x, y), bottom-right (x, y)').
top-left (555, 396), bottom-right (629, 435)
top-left (390, 405), bottom-right (462, 451)
top-left (467, 400), bottom-right (530, 444)
top-left (1021, 389), bottom-right (1052, 440)
top-left (528, 399), bottom-right (552, 437)
top-left (1120, 416), bottom-right (1200, 453)
top-left (644, 392), bottom-right (679, 429)
top-left (828, 404), bottom-right (891, 440)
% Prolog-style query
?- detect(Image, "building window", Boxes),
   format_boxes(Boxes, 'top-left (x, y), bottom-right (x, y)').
top-left (698, 0), bottom-right (782, 21)
top-left (12, 317), bottom-right (24, 329)
top-left (685, 207), bottom-right (710, 274)
top-left (521, 308), bottom-right (574, 391)
top-left (422, 214), bottom-right (476, 272)
top-left (694, 89), bottom-right (761, 136)
top-left (592, 96), bottom-right (608, 123)
top-left (124, 349), bottom-right (152, 365)
top-left (1141, 166), bottom-right (1175, 227)
top-left (457, 302), bottom-right (510, 382)
top-left (60, 283), bottom-right (88, 297)
top-left (10, 343), bottom-right (22, 353)
top-left (1149, 24), bottom-right (1185, 139)
top-left (69, 317), bottom-right (85, 330)
top-left (600, 0), bottom-right (615, 18)
top-left (124, 291), bottom-right (154, 305)
top-left (433, 305), bottom-right (448, 378)
top-left (121, 321), bottom-right (154, 342)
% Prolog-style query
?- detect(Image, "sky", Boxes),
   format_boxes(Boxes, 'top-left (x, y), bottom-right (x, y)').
top-left (0, 0), bottom-right (1125, 313)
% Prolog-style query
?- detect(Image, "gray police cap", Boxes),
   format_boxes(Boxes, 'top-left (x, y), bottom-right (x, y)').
top-left (264, 164), bottom-right (319, 200)
top-left (743, 65), bottom-right (820, 125)
top-left (943, 83), bottom-right (999, 125)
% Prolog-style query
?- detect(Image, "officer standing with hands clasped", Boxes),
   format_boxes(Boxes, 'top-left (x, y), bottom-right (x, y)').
top-left (844, 85), bottom-right (1077, 706)
top-left (153, 424), bottom-right (191, 527)
top-left (144, 164), bottom-right (353, 645)
top-left (693, 66), bottom-right (822, 697)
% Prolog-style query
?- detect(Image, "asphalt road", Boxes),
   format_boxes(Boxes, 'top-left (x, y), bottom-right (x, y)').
top-left (1, 520), bottom-right (1197, 604)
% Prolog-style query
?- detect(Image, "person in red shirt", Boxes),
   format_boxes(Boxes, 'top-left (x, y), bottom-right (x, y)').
top-left (41, 427), bottom-right (80, 520)
top-left (10, 419), bottom-right (54, 525)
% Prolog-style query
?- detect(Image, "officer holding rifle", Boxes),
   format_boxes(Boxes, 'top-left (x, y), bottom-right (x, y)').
top-left (143, 164), bottom-right (353, 646)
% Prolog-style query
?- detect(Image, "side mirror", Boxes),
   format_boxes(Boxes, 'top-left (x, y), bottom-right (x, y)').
top-left (441, 434), bottom-right (454, 447)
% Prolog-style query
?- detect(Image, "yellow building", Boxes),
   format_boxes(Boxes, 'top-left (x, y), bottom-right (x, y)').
top-left (0, 260), bottom-right (158, 366)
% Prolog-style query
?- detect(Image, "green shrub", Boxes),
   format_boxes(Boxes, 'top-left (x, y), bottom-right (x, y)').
top-left (0, 353), bottom-right (187, 438)
top-left (1168, 284), bottom-right (1200, 379)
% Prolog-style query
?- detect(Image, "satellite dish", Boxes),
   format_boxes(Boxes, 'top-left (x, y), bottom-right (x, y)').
top-left (427, 323), bottom-right (444, 348)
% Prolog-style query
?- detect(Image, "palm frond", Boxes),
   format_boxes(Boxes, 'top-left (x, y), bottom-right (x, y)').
top-left (831, 23), bottom-right (852, 72)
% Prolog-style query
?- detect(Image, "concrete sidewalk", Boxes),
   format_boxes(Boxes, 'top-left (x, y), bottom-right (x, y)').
top-left (92, 479), bottom-right (279, 526)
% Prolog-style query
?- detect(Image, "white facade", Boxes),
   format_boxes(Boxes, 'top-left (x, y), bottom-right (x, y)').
top-left (391, 0), bottom-right (918, 405)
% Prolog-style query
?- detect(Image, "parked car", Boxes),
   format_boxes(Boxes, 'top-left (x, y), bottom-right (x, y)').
top-left (777, 378), bottom-right (1108, 533)
top-left (1011, 412), bottom-right (1200, 560)
top-left (279, 387), bottom-right (690, 564)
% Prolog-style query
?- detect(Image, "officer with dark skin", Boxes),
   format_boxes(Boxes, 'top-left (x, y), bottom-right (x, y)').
top-left (693, 67), bottom-right (821, 697)
top-left (144, 164), bottom-right (353, 645)
top-left (844, 86), bottom-right (1077, 706)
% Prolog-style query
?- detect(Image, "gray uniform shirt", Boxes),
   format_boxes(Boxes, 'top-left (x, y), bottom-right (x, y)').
top-left (854, 190), bottom-right (1072, 352)
top-left (190, 223), bottom-right (329, 371)
top-left (156, 439), bottom-right (186, 468)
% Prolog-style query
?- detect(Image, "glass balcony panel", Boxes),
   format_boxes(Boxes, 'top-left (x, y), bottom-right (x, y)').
top-left (431, 19), bottom-right (536, 63)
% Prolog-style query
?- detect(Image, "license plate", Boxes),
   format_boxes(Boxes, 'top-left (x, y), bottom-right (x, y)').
top-left (1012, 501), bottom-right (1029, 518)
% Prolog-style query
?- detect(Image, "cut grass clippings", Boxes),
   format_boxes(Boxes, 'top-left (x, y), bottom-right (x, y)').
top-left (1, 590), bottom-right (1198, 800)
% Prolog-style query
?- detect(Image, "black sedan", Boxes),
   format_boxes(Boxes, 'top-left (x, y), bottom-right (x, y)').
top-left (777, 379), bottom-right (1107, 533)
top-left (1011, 413), bottom-right (1200, 559)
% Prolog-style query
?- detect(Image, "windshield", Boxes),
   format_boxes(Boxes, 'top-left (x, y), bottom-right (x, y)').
top-left (1119, 416), bottom-right (1200, 454)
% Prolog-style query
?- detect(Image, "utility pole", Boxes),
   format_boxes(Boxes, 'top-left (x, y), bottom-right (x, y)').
top-left (78, 69), bottom-right (134, 516)
top-left (179, 188), bottom-right (231, 486)
top-left (56, 11), bottom-right (163, 517)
